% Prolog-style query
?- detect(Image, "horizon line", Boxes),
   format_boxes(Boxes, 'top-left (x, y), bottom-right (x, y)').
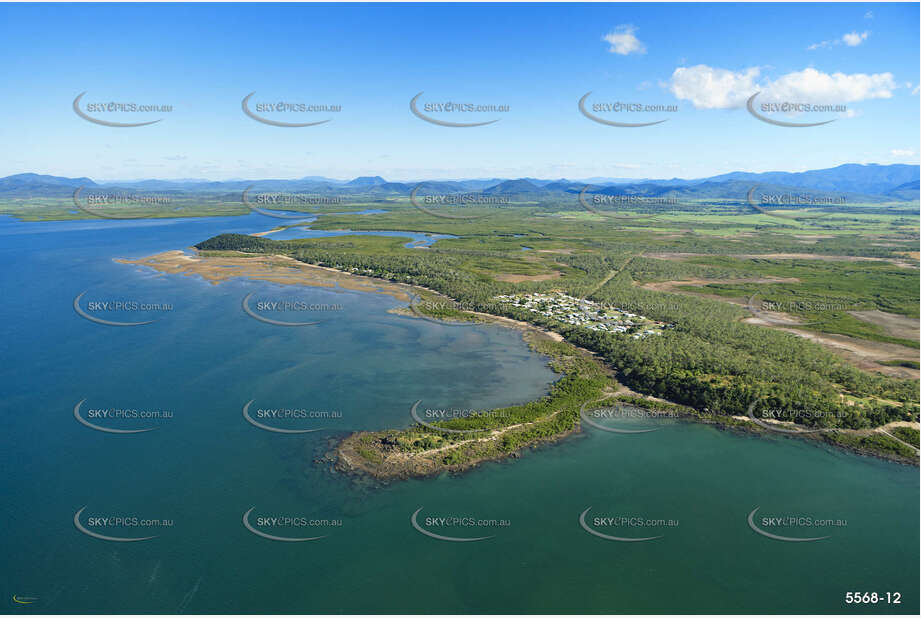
top-left (6, 161), bottom-right (920, 186)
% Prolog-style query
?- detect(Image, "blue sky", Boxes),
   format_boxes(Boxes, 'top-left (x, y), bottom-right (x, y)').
top-left (0, 2), bottom-right (918, 181)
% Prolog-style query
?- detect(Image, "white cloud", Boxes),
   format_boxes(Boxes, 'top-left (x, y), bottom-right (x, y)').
top-left (808, 30), bottom-right (870, 50)
top-left (864, 11), bottom-right (873, 19)
top-left (807, 41), bottom-right (831, 51)
top-left (890, 149), bottom-right (915, 158)
top-left (602, 25), bottom-right (646, 55)
top-left (765, 68), bottom-right (894, 103)
top-left (913, 84), bottom-right (920, 95)
top-left (842, 31), bottom-right (869, 46)
top-left (668, 65), bottom-right (761, 109)
top-left (667, 65), bottom-right (896, 109)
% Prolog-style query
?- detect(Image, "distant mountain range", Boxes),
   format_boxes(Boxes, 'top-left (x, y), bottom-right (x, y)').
top-left (1, 163), bottom-right (918, 202)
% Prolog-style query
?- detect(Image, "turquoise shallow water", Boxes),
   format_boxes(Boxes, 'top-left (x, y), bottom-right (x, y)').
top-left (0, 214), bottom-right (917, 614)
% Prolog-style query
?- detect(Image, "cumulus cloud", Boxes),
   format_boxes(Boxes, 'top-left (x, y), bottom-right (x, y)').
top-left (765, 68), bottom-right (895, 103)
top-left (602, 25), bottom-right (646, 55)
top-left (842, 31), bottom-right (869, 46)
top-left (809, 30), bottom-right (869, 50)
top-left (667, 65), bottom-right (896, 109)
top-left (668, 65), bottom-right (761, 109)
top-left (890, 149), bottom-right (915, 158)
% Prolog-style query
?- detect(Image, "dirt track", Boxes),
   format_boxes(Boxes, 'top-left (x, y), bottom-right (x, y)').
top-left (638, 276), bottom-right (918, 379)
top-left (644, 252), bottom-right (918, 269)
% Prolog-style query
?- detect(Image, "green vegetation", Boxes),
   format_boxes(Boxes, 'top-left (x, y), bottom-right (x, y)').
top-left (662, 256), bottom-right (920, 347)
top-left (0, 196), bottom-right (387, 221)
top-left (408, 290), bottom-right (483, 323)
top-left (823, 431), bottom-right (917, 460)
top-left (891, 426), bottom-right (920, 447)
top-left (198, 227), bottom-right (919, 436)
top-left (334, 331), bottom-right (621, 476)
top-left (880, 359), bottom-right (921, 370)
top-left (185, 193), bottom-right (920, 468)
top-left (355, 445), bottom-right (384, 464)
top-left (392, 334), bottom-right (611, 464)
top-left (608, 394), bottom-right (694, 414)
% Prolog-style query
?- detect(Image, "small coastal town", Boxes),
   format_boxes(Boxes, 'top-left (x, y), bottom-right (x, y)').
top-left (493, 292), bottom-right (670, 337)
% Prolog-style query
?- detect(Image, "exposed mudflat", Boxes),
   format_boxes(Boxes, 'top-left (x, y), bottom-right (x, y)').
top-left (116, 250), bottom-right (413, 301)
top-left (849, 309), bottom-right (920, 342)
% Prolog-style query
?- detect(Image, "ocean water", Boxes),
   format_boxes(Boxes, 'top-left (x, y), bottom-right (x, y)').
top-left (0, 214), bottom-right (917, 614)
top-left (262, 222), bottom-right (455, 247)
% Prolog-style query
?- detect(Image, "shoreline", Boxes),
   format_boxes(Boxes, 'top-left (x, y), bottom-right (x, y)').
top-left (333, 327), bottom-right (624, 481)
top-left (117, 248), bottom-right (920, 476)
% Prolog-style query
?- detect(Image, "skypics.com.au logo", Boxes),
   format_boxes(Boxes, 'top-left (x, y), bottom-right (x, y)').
top-left (73, 92), bottom-right (171, 127)
top-left (410, 507), bottom-right (510, 542)
top-left (242, 508), bottom-right (340, 542)
top-left (579, 92), bottom-right (676, 127)
top-left (746, 92), bottom-right (844, 128)
top-left (579, 507), bottom-right (678, 542)
top-left (242, 400), bottom-right (342, 434)
top-left (242, 92), bottom-right (341, 127)
top-left (410, 92), bottom-right (509, 127)
top-left (73, 186), bottom-right (170, 219)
